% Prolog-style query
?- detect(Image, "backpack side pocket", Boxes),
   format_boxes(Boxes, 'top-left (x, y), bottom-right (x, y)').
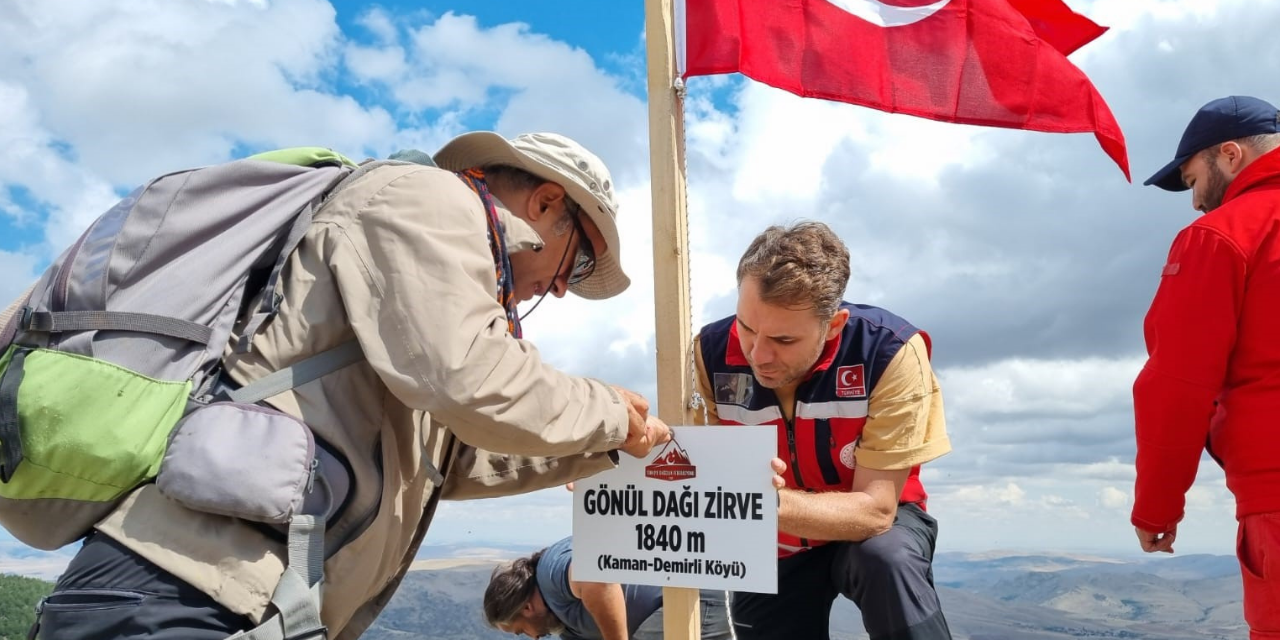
top-left (0, 346), bottom-right (189, 501)
top-left (0, 345), bottom-right (190, 549)
top-left (157, 403), bottom-right (318, 524)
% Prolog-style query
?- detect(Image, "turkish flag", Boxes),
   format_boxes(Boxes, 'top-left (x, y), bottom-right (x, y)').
top-left (1004, 0), bottom-right (1107, 55)
top-left (682, 0), bottom-right (1130, 179)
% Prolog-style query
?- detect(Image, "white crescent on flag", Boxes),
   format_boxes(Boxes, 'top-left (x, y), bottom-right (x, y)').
top-left (825, 0), bottom-right (953, 27)
top-left (674, 0), bottom-right (953, 75)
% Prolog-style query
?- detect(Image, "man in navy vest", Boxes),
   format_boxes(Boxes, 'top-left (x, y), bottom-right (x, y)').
top-left (695, 222), bottom-right (953, 640)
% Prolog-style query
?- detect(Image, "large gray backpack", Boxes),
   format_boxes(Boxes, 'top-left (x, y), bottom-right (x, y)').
top-left (0, 147), bottom-right (382, 640)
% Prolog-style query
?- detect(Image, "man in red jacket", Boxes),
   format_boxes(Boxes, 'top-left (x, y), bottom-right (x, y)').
top-left (1137, 95), bottom-right (1280, 639)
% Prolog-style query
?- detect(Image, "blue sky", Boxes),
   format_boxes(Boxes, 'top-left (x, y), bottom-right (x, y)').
top-left (370, 1), bottom-right (648, 64)
top-left (330, 0), bottom-right (652, 139)
top-left (1, 186), bottom-right (41, 251)
top-left (2, 0), bottom-right (1276, 564)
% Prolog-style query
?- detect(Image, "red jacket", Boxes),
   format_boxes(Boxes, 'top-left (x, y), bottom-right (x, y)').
top-left (1133, 147), bottom-right (1280, 532)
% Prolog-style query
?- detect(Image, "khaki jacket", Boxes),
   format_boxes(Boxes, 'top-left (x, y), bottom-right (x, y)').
top-left (91, 163), bottom-right (629, 638)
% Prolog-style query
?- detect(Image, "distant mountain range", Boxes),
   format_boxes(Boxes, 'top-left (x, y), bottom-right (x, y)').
top-left (366, 550), bottom-right (1246, 640)
top-left (0, 540), bottom-right (537, 580)
top-left (924, 551), bottom-right (1244, 640)
top-left (0, 542), bottom-right (1246, 639)
top-left (0, 540), bottom-right (74, 580)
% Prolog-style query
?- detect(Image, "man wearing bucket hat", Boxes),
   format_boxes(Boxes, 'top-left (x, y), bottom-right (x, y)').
top-left (1134, 96), bottom-right (1280, 638)
top-left (27, 131), bottom-right (671, 640)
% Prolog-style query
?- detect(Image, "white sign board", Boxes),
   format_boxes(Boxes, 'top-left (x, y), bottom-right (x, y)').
top-left (572, 426), bottom-right (777, 594)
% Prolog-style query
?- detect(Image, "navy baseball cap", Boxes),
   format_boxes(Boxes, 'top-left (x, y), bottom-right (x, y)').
top-left (1145, 95), bottom-right (1280, 191)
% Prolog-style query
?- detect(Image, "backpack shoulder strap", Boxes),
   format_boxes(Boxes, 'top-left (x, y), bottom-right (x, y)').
top-left (234, 151), bottom-right (435, 354)
top-left (234, 156), bottom-right (357, 353)
top-left (227, 340), bottom-right (363, 406)
top-left (225, 515), bottom-right (327, 640)
top-left (322, 158), bottom-right (421, 205)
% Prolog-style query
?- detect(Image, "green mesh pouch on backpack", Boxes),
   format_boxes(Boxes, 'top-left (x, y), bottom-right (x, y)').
top-left (0, 345), bottom-right (189, 502)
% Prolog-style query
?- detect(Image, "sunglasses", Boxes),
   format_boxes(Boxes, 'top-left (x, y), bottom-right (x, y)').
top-left (566, 211), bottom-right (597, 286)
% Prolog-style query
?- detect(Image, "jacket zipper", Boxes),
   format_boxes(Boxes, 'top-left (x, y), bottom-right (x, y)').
top-left (784, 416), bottom-right (805, 489)
top-left (783, 414), bottom-right (810, 549)
top-left (812, 418), bottom-right (842, 485)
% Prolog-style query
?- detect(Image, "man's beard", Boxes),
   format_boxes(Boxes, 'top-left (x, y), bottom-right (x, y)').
top-left (1202, 160), bottom-right (1230, 212)
top-left (528, 608), bottom-right (565, 638)
top-left (751, 362), bottom-right (808, 390)
top-left (748, 339), bottom-right (825, 390)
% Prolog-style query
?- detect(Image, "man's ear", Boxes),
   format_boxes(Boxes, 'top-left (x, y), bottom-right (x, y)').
top-left (1219, 141), bottom-right (1247, 175)
top-left (826, 308), bottom-right (850, 341)
top-left (528, 182), bottom-right (568, 222)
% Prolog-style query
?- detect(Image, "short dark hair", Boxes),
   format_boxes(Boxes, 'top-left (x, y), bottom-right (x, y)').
top-left (736, 221), bottom-right (850, 319)
top-left (482, 164), bottom-right (583, 223)
top-left (482, 549), bottom-right (544, 627)
top-left (481, 164), bottom-right (548, 194)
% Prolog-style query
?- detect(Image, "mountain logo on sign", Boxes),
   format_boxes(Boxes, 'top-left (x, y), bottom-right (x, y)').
top-left (645, 439), bottom-right (696, 481)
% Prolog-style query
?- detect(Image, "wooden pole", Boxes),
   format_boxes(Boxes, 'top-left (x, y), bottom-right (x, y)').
top-left (645, 0), bottom-right (699, 637)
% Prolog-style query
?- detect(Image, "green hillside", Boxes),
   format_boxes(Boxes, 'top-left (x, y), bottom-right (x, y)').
top-left (0, 574), bottom-right (52, 640)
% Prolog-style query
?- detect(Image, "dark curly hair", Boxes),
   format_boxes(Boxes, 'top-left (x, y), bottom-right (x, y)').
top-left (482, 549), bottom-right (545, 627)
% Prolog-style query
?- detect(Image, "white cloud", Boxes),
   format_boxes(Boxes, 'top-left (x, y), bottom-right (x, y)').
top-left (950, 481), bottom-right (1027, 507)
top-left (1082, 0), bottom-right (1221, 32)
top-left (0, 81), bottom-right (121, 255)
top-left (1185, 483), bottom-right (1232, 512)
top-left (1, 0), bottom-right (1271, 558)
top-left (0, 0), bottom-right (398, 189)
top-left (342, 11), bottom-right (650, 181)
top-left (940, 356), bottom-right (1143, 420)
top-left (1099, 487), bottom-right (1129, 509)
top-left (355, 6), bottom-right (400, 45)
top-left (0, 250), bottom-right (41, 307)
top-left (344, 43), bottom-right (409, 84)
top-left (1067, 460), bottom-right (1136, 483)
top-left (727, 86), bottom-right (869, 202)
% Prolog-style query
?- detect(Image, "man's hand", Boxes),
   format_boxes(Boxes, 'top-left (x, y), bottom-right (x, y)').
top-left (613, 385), bottom-right (660, 458)
top-left (1135, 525), bottom-right (1177, 553)
top-left (620, 415), bottom-right (671, 458)
top-left (771, 458), bottom-right (787, 489)
top-left (613, 385), bottom-right (650, 422)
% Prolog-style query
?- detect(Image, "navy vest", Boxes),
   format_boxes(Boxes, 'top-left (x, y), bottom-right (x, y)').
top-left (699, 302), bottom-right (930, 556)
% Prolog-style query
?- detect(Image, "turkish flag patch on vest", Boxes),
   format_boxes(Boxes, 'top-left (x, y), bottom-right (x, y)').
top-left (836, 365), bottom-right (867, 398)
